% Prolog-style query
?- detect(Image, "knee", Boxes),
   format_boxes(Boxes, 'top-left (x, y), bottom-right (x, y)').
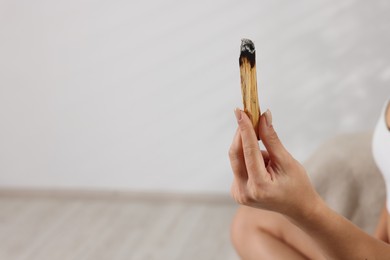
top-left (230, 206), bottom-right (283, 248)
top-left (230, 206), bottom-right (248, 248)
top-left (230, 206), bottom-right (264, 248)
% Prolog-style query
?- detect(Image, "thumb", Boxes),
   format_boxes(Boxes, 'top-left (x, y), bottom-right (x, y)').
top-left (258, 109), bottom-right (289, 163)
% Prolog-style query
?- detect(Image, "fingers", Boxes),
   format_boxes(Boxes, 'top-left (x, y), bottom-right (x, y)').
top-left (258, 110), bottom-right (290, 163)
top-left (261, 150), bottom-right (270, 166)
top-left (229, 128), bottom-right (248, 182)
top-left (234, 108), bottom-right (267, 180)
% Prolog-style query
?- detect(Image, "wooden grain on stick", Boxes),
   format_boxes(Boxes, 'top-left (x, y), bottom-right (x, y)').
top-left (239, 38), bottom-right (261, 139)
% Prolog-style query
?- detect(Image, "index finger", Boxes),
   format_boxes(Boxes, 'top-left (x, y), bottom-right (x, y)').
top-left (235, 109), bottom-right (267, 181)
top-left (229, 128), bottom-right (248, 182)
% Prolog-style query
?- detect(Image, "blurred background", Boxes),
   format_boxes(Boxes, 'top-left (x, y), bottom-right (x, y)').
top-left (0, 0), bottom-right (389, 259)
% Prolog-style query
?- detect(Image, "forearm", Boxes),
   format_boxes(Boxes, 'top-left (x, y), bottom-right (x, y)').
top-left (230, 108), bottom-right (390, 258)
top-left (290, 197), bottom-right (390, 260)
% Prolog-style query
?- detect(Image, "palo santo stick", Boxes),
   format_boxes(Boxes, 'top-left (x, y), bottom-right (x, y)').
top-left (239, 38), bottom-right (261, 139)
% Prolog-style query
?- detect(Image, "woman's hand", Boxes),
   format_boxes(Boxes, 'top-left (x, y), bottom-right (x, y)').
top-left (229, 108), bottom-right (320, 219)
top-left (229, 108), bottom-right (390, 259)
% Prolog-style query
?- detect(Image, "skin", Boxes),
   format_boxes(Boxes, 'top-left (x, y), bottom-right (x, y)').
top-left (231, 206), bottom-right (325, 259)
top-left (229, 108), bottom-right (390, 259)
top-left (374, 206), bottom-right (388, 243)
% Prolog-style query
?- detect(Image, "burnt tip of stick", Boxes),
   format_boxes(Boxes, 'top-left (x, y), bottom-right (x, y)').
top-left (240, 38), bottom-right (255, 53)
top-left (239, 38), bottom-right (256, 67)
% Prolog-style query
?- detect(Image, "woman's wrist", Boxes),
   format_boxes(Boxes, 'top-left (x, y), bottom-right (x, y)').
top-left (286, 193), bottom-right (390, 259)
top-left (287, 192), bottom-right (327, 227)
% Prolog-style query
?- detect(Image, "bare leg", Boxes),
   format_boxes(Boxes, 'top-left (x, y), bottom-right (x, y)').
top-left (231, 206), bottom-right (326, 260)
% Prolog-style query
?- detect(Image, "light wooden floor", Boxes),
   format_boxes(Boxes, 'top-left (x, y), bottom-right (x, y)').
top-left (0, 192), bottom-right (239, 260)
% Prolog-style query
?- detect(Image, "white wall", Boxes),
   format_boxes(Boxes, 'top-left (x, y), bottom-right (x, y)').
top-left (0, 0), bottom-right (389, 193)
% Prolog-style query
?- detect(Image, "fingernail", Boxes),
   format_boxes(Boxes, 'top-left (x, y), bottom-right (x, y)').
top-left (234, 108), bottom-right (242, 122)
top-left (264, 109), bottom-right (272, 127)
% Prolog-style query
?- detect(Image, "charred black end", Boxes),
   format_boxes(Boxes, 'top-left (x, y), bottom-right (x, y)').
top-left (239, 38), bottom-right (256, 67)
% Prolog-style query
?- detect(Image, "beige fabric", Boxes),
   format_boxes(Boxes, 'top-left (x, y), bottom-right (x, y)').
top-left (304, 132), bottom-right (386, 234)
